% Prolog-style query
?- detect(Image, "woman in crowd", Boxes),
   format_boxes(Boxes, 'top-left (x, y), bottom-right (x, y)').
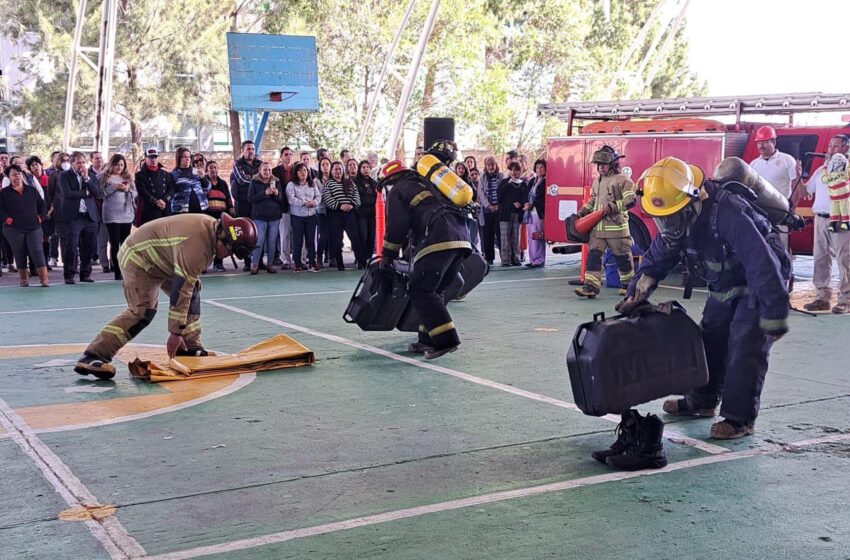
top-left (247, 161), bottom-right (284, 274)
top-left (464, 155), bottom-right (477, 173)
top-left (26, 156), bottom-right (52, 269)
top-left (170, 147), bottom-right (209, 214)
top-left (324, 161), bottom-right (363, 270)
top-left (478, 156), bottom-right (504, 265)
top-left (205, 160), bottom-right (234, 272)
top-left (315, 157), bottom-right (332, 267)
top-left (286, 162), bottom-right (322, 272)
top-left (345, 158), bottom-right (359, 180)
top-left (523, 158), bottom-right (547, 268)
top-left (461, 163), bottom-right (481, 249)
top-left (99, 154), bottom-right (137, 281)
top-left (353, 160), bottom-right (379, 268)
top-left (497, 162), bottom-right (527, 266)
top-left (0, 165), bottom-right (48, 286)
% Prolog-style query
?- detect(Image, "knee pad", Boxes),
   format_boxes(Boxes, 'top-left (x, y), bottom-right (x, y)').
top-left (127, 308), bottom-right (157, 338)
top-left (615, 254), bottom-right (633, 272)
top-left (586, 249), bottom-right (604, 270)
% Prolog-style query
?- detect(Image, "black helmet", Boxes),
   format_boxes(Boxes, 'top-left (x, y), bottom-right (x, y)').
top-left (425, 139), bottom-right (457, 165)
top-left (591, 145), bottom-right (621, 165)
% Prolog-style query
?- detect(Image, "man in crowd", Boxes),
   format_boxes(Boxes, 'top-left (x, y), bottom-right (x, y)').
top-left (378, 141), bottom-right (472, 360)
top-left (57, 152), bottom-right (100, 284)
top-left (749, 126), bottom-right (800, 249)
top-left (574, 145), bottom-right (636, 298)
top-left (618, 156), bottom-right (789, 445)
top-left (230, 140), bottom-right (263, 271)
top-left (74, 213), bottom-right (258, 379)
top-left (340, 149), bottom-right (351, 167)
top-left (136, 147), bottom-right (173, 224)
top-left (300, 151), bottom-right (317, 182)
top-left (272, 146), bottom-right (295, 270)
top-left (802, 134), bottom-right (850, 314)
top-left (89, 150), bottom-right (110, 273)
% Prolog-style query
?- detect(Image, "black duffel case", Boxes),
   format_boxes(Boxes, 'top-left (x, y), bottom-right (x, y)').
top-left (396, 252), bottom-right (489, 332)
top-left (343, 258), bottom-right (410, 331)
top-left (566, 301), bottom-right (709, 417)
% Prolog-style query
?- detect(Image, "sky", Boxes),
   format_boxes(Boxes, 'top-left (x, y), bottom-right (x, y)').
top-left (685, 0), bottom-right (849, 96)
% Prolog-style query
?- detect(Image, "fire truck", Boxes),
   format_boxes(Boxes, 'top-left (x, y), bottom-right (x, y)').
top-left (537, 92), bottom-right (850, 255)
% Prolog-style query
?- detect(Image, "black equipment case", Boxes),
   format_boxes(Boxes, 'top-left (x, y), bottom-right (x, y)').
top-left (343, 258), bottom-right (410, 331)
top-left (396, 252), bottom-right (489, 332)
top-left (566, 301), bottom-right (709, 416)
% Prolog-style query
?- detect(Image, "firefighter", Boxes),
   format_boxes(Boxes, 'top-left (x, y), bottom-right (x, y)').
top-left (74, 213), bottom-right (258, 379)
top-left (617, 156), bottom-right (790, 445)
top-left (575, 145), bottom-right (636, 298)
top-left (378, 140), bottom-right (473, 360)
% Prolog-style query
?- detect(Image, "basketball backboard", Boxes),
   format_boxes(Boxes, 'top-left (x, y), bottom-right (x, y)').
top-left (226, 33), bottom-right (319, 113)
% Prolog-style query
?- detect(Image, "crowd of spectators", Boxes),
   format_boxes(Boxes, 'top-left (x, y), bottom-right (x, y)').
top-left (0, 143), bottom-right (548, 287)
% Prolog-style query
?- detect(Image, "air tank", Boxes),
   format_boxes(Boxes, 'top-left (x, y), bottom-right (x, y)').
top-left (416, 154), bottom-right (474, 207)
top-left (712, 157), bottom-right (790, 225)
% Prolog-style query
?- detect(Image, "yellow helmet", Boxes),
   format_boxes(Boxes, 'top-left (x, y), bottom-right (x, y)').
top-left (638, 157), bottom-right (704, 217)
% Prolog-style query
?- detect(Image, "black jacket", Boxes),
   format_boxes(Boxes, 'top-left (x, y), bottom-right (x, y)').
top-left (135, 164), bottom-right (174, 223)
top-left (496, 178), bottom-right (528, 221)
top-left (0, 185), bottom-right (46, 231)
top-left (230, 157), bottom-right (263, 217)
top-left (57, 169), bottom-right (100, 223)
top-left (527, 175), bottom-right (546, 220)
top-left (247, 176), bottom-right (285, 221)
top-left (381, 171), bottom-right (472, 263)
top-left (355, 175), bottom-right (380, 217)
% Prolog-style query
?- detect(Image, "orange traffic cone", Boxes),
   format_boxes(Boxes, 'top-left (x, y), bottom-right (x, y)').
top-left (574, 208), bottom-right (605, 235)
top-left (375, 191), bottom-right (386, 256)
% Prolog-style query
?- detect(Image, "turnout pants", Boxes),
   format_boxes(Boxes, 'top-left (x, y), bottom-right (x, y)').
top-left (412, 249), bottom-right (467, 351)
top-left (85, 264), bottom-right (202, 361)
top-left (585, 234), bottom-right (634, 292)
top-left (687, 296), bottom-right (773, 426)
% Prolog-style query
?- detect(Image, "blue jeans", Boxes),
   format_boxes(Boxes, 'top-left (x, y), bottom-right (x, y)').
top-left (252, 219), bottom-right (281, 267)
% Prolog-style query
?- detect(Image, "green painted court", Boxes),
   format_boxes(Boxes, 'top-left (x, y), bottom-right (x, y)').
top-left (1, 255), bottom-right (849, 559)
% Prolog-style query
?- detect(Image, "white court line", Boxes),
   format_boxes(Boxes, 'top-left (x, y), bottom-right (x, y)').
top-left (142, 431), bottom-right (850, 560)
top-left (0, 303), bottom-right (127, 315)
top-left (0, 396), bottom-right (146, 559)
top-left (205, 300), bottom-right (728, 455)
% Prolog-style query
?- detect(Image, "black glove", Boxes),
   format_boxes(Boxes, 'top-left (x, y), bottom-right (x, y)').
top-left (380, 256), bottom-right (395, 271)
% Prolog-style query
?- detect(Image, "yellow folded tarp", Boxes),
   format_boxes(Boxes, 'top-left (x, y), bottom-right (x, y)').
top-left (128, 334), bottom-right (315, 382)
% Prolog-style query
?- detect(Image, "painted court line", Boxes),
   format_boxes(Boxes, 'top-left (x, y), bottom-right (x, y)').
top-left (0, 396), bottom-right (146, 560)
top-left (205, 300), bottom-right (728, 455)
top-left (142, 431), bottom-right (850, 560)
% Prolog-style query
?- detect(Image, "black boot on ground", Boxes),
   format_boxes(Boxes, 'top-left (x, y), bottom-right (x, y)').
top-left (591, 409), bottom-right (639, 464)
top-left (605, 413), bottom-right (668, 471)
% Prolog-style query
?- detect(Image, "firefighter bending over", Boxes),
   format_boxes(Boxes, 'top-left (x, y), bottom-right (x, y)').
top-left (378, 141), bottom-right (472, 360)
top-left (74, 213), bottom-right (258, 379)
top-left (575, 145), bottom-right (636, 298)
top-left (618, 157), bottom-right (790, 440)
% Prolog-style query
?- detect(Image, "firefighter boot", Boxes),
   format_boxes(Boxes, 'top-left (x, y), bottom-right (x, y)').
top-left (591, 409), bottom-right (639, 463)
top-left (574, 285), bottom-right (599, 298)
top-left (74, 353), bottom-right (117, 380)
top-left (606, 413), bottom-right (668, 471)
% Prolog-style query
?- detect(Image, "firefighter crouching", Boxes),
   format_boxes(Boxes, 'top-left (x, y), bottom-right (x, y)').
top-left (378, 141), bottom-right (472, 360)
top-left (575, 146), bottom-right (636, 298)
top-left (618, 157), bottom-right (790, 440)
top-left (74, 213), bottom-right (258, 379)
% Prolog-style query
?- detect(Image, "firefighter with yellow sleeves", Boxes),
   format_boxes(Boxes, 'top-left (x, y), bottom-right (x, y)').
top-left (575, 146), bottom-right (637, 298)
top-left (74, 213), bottom-right (258, 379)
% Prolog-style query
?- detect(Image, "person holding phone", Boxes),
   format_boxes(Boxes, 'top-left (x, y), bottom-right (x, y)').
top-left (98, 154), bottom-right (137, 281)
top-left (247, 161), bottom-right (284, 274)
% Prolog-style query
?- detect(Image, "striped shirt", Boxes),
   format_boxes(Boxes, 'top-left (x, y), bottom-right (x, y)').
top-left (323, 179), bottom-right (360, 210)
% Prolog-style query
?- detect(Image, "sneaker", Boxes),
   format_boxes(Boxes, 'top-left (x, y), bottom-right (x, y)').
top-left (662, 397), bottom-right (717, 417)
top-left (293, 265), bottom-right (304, 273)
top-left (803, 299), bottom-right (831, 312)
top-left (424, 345), bottom-right (458, 360)
top-left (574, 286), bottom-right (598, 299)
top-left (308, 264), bottom-right (320, 273)
top-left (213, 264), bottom-right (226, 272)
top-left (49, 257), bottom-right (58, 267)
top-left (407, 342), bottom-right (433, 354)
top-left (74, 354), bottom-right (117, 380)
top-left (709, 419), bottom-right (754, 440)
top-left (832, 302), bottom-right (850, 314)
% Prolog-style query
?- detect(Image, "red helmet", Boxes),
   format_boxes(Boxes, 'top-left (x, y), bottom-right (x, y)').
top-left (379, 159), bottom-right (407, 179)
top-left (220, 214), bottom-right (258, 259)
top-left (754, 126), bottom-right (777, 143)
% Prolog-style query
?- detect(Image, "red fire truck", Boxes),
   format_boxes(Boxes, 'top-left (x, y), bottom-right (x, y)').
top-left (538, 92), bottom-right (850, 255)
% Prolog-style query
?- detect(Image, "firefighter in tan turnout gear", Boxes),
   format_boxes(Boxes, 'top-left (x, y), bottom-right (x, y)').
top-left (575, 146), bottom-right (637, 298)
top-left (74, 213), bottom-right (258, 379)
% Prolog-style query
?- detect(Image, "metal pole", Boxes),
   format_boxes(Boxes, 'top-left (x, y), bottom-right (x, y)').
top-left (354, 0), bottom-right (417, 156)
top-left (96, 0), bottom-right (118, 157)
top-left (385, 0), bottom-right (441, 161)
top-left (638, 0), bottom-right (689, 97)
top-left (63, 0), bottom-right (89, 152)
top-left (601, 0), bottom-right (668, 99)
